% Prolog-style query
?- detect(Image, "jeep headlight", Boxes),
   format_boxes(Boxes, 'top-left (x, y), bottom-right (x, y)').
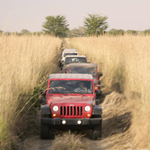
top-left (53, 105), bottom-right (59, 112)
top-left (85, 106), bottom-right (90, 112)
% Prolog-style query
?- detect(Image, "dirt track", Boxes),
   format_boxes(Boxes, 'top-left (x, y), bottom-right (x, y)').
top-left (19, 88), bottom-right (132, 150)
top-left (19, 40), bottom-right (132, 150)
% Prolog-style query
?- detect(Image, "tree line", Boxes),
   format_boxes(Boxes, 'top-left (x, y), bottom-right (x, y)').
top-left (1, 14), bottom-right (150, 37)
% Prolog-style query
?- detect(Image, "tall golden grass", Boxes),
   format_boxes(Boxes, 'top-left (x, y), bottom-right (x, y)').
top-left (0, 35), bottom-right (62, 149)
top-left (53, 132), bottom-right (90, 150)
top-left (69, 35), bottom-right (150, 149)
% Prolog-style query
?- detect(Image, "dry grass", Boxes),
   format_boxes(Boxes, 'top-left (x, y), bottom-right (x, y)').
top-left (53, 132), bottom-right (90, 150)
top-left (0, 35), bottom-right (62, 149)
top-left (69, 35), bottom-right (150, 149)
top-left (101, 91), bottom-right (133, 149)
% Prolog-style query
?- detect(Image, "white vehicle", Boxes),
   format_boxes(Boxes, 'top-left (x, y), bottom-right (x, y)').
top-left (61, 49), bottom-right (78, 63)
top-left (62, 55), bottom-right (87, 71)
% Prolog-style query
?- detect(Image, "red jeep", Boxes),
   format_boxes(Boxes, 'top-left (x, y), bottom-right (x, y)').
top-left (64, 63), bottom-right (103, 99)
top-left (41, 74), bottom-right (102, 140)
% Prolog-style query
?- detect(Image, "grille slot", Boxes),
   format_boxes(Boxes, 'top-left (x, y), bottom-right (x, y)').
top-left (60, 106), bottom-right (83, 117)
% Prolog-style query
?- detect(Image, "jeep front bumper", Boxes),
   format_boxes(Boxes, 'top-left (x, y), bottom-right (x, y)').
top-left (41, 118), bottom-right (102, 126)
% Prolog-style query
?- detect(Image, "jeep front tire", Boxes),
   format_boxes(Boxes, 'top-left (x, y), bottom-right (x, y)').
top-left (92, 122), bottom-right (102, 140)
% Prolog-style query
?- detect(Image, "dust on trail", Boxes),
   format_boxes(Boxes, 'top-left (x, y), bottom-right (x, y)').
top-left (95, 90), bottom-right (133, 150)
top-left (19, 40), bottom-right (133, 150)
top-left (19, 136), bottom-right (53, 150)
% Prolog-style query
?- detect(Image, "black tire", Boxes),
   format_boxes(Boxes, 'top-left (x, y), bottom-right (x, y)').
top-left (41, 122), bottom-right (49, 139)
top-left (92, 121), bottom-right (102, 140)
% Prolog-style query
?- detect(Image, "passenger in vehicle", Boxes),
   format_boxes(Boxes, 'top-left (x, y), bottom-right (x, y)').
top-left (74, 82), bottom-right (91, 93)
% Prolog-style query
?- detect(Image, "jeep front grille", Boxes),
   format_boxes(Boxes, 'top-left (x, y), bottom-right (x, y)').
top-left (60, 106), bottom-right (83, 117)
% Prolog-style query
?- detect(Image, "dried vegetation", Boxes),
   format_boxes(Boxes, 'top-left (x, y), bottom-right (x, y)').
top-left (69, 35), bottom-right (150, 149)
top-left (0, 35), bottom-right (62, 149)
top-left (53, 132), bottom-right (90, 150)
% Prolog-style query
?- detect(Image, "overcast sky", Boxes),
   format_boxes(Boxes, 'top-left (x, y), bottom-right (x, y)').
top-left (1, 0), bottom-right (150, 32)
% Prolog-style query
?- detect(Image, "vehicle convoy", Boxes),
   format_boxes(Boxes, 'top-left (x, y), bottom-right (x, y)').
top-left (41, 74), bottom-right (102, 140)
top-left (60, 49), bottom-right (78, 68)
top-left (62, 55), bottom-right (87, 71)
top-left (64, 63), bottom-right (103, 98)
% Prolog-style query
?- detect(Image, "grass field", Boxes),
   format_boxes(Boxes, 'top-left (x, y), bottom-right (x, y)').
top-left (69, 35), bottom-right (150, 149)
top-left (1, 34), bottom-right (150, 149)
top-left (0, 35), bottom-right (62, 149)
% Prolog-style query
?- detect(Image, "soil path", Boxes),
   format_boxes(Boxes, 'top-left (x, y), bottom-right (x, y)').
top-left (19, 40), bottom-right (132, 150)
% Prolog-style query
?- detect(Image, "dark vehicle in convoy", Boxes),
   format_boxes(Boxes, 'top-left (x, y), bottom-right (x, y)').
top-left (62, 55), bottom-right (87, 70)
top-left (64, 63), bottom-right (103, 98)
top-left (41, 74), bottom-right (102, 140)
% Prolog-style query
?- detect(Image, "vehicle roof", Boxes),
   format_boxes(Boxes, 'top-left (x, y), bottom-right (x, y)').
top-left (63, 49), bottom-right (77, 52)
top-left (63, 51), bottom-right (78, 53)
top-left (49, 74), bottom-right (93, 80)
top-left (65, 55), bottom-right (86, 58)
top-left (66, 63), bottom-right (97, 68)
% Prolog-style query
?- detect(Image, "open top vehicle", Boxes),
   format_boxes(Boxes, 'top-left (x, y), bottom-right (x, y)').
top-left (64, 63), bottom-right (103, 98)
top-left (41, 74), bottom-right (102, 140)
top-left (62, 55), bottom-right (87, 70)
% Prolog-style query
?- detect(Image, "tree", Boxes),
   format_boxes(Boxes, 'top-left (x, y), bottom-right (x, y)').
top-left (108, 29), bottom-right (124, 36)
top-left (42, 15), bottom-right (69, 38)
top-left (143, 29), bottom-right (150, 35)
top-left (0, 30), bottom-right (3, 35)
top-left (126, 30), bottom-right (138, 35)
top-left (68, 26), bottom-right (86, 37)
top-left (32, 32), bottom-right (43, 36)
top-left (84, 14), bottom-right (108, 36)
top-left (4, 32), bottom-right (11, 36)
top-left (20, 29), bottom-right (31, 35)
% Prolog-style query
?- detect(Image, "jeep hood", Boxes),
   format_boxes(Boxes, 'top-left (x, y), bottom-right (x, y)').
top-left (48, 95), bottom-right (94, 105)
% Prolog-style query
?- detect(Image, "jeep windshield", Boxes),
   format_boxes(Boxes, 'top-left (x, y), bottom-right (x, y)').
top-left (68, 66), bottom-right (96, 76)
top-left (49, 80), bottom-right (93, 94)
top-left (65, 57), bottom-right (87, 65)
top-left (64, 53), bottom-right (78, 57)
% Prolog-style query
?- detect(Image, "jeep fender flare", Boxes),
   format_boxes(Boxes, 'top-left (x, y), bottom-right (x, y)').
top-left (41, 104), bottom-right (51, 115)
top-left (92, 105), bottom-right (102, 116)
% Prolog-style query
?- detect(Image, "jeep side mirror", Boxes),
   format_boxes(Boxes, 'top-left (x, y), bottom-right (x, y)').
top-left (98, 72), bottom-right (103, 79)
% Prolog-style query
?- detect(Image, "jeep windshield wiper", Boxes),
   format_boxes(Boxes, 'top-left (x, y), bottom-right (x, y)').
top-left (50, 92), bottom-right (67, 96)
